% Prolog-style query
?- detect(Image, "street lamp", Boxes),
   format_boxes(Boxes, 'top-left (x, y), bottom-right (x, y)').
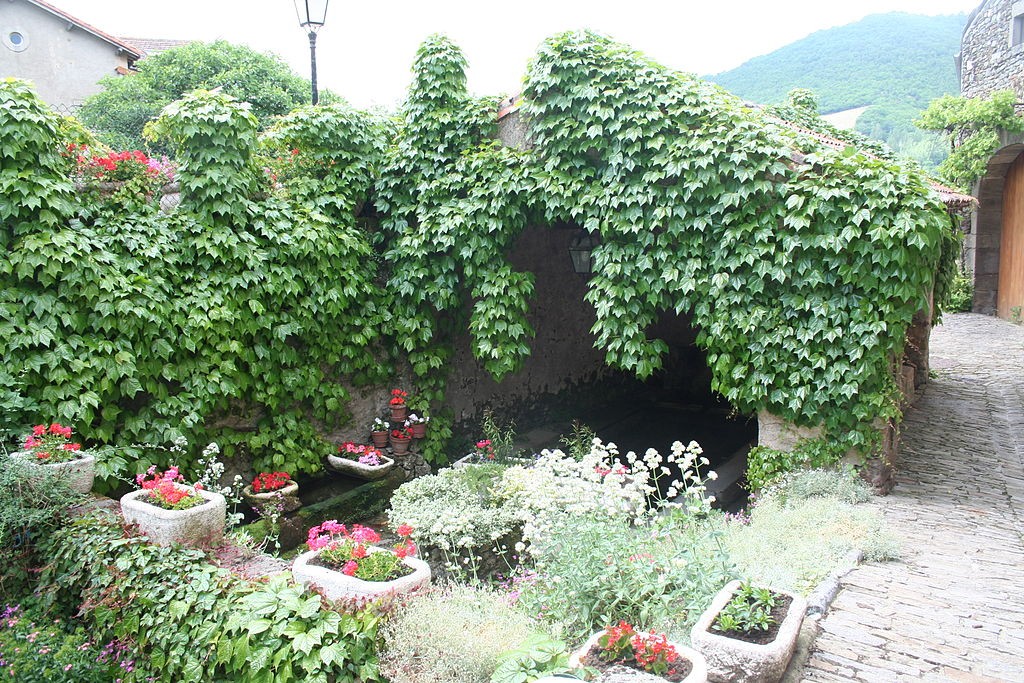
top-left (294, 0), bottom-right (329, 105)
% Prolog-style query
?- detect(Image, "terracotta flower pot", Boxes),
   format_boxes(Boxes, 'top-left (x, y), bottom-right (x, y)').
top-left (390, 405), bottom-right (408, 421)
top-left (120, 488), bottom-right (226, 547)
top-left (371, 431), bottom-right (389, 449)
top-left (390, 435), bottom-right (412, 455)
top-left (410, 422), bottom-right (427, 439)
top-left (292, 545), bottom-right (431, 601)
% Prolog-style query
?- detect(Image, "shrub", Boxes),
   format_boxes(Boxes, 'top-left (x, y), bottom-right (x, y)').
top-left (721, 469), bottom-right (899, 593)
top-left (379, 585), bottom-right (541, 683)
top-left (745, 439), bottom-right (847, 492)
top-left (387, 464), bottom-right (520, 580)
top-left (0, 456), bottom-right (82, 598)
top-left (35, 512), bottom-right (384, 682)
top-left (513, 511), bottom-right (733, 643)
top-left (0, 604), bottom-right (130, 682)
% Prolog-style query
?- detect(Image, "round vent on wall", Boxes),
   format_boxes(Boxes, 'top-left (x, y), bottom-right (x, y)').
top-left (4, 30), bottom-right (29, 53)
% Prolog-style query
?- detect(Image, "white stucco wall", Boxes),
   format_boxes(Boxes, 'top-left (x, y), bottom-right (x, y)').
top-left (0, 0), bottom-right (132, 111)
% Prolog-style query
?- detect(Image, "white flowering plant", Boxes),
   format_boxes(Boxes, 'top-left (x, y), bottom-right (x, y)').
top-left (387, 464), bottom-right (521, 581)
top-left (496, 438), bottom-right (717, 557)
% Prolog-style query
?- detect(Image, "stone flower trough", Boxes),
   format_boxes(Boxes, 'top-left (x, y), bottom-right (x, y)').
top-left (690, 580), bottom-right (807, 683)
top-left (13, 451), bottom-right (96, 494)
top-left (121, 489), bottom-right (226, 547)
top-left (292, 546), bottom-right (431, 601)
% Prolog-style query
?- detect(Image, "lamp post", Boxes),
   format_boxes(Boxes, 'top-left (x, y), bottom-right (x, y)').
top-left (294, 0), bottom-right (329, 105)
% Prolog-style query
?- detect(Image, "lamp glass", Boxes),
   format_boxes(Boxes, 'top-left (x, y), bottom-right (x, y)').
top-left (568, 232), bottom-right (595, 274)
top-left (294, 0), bottom-right (329, 28)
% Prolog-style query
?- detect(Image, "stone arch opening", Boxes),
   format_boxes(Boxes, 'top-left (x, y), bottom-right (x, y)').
top-left (972, 141), bottom-right (1024, 316)
top-left (446, 222), bottom-right (756, 505)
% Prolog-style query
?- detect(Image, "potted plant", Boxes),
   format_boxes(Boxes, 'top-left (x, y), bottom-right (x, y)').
top-left (292, 521), bottom-right (430, 600)
top-left (370, 417), bottom-right (390, 449)
top-left (389, 426), bottom-right (413, 455)
top-left (242, 471), bottom-right (301, 512)
top-left (13, 422), bottom-right (96, 494)
top-left (452, 438), bottom-right (497, 468)
top-left (570, 621), bottom-right (707, 682)
top-left (327, 442), bottom-right (394, 480)
top-left (690, 580), bottom-right (807, 683)
top-left (120, 465), bottom-right (226, 547)
top-left (389, 388), bottom-right (409, 422)
top-left (405, 413), bottom-right (430, 439)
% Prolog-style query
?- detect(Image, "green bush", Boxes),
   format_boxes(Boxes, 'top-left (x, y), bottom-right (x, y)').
top-left (379, 585), bottom-right (542, 683)
top-left (515, 511), bottom-right (734, 643)
top-left (722, 469), bottom-right (898, 593)
top-left (0, 604), bottom-right (129, 682)
top-left (0, 456), bottom-right (83, 598)
top-left (745, 439), bottom-right (847, 492)
top-left (36, 513), bottom-right (384, 682)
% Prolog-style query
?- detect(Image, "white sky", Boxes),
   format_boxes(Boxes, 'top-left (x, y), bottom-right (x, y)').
top-left (50, 0), bottom-right (979, 109)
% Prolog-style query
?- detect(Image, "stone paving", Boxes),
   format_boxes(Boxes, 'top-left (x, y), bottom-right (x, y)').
top-left (800, 313), bottom-right (1024, 682)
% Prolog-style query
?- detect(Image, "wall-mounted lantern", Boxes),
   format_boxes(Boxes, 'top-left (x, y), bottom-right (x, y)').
top-left (568, 230), bottom-right (597, 274)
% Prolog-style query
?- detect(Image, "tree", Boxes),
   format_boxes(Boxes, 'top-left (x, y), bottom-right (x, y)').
top-left (78, 41), bottom-right (319, 152)
top-left (916, 90), bottom-right (1024, 189)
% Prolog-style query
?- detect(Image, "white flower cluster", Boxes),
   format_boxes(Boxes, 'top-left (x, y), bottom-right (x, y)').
top-left (497, 438), bottom-right (716, 555)
top-left (194, 441), bottom-right (245, 526)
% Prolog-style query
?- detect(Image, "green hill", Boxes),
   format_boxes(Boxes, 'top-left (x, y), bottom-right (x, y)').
top-left (709, 12), bottom-right (967, 169)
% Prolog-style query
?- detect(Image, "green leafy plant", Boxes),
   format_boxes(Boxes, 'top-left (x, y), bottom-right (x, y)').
top-left (35, 512), bottom-right (386, 682)
top-left (917, 90), bottom-right (1024, 189)
top-left (559, 421), bottom-right (597, 461)
top-left (746, 438), bottom-right (847, 492)
top-left (491, 633), bottom-right (580, 683)
top-left (713, 582), bottom-right (777, 633)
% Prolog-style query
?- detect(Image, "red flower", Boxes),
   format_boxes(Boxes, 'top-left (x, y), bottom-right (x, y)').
top-left (395, 524), bottom-right (414, 538)
top-left (389, 388), bottom-right (408, 406)
top-left (251, 471), bottom-right (291, 493)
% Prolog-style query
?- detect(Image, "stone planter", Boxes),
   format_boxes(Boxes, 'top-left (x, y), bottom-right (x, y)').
top-left (120, 488), bottom-right (226, 547)
top-left (570, 630), bottom-right (708, 683)
top-left (690, 580), bottom-right (807, 683)
top-left (292, 545), bottom-right (431, 601)
top-left (326, 453), bottom-right (395, 480)
top-left (12, 451), bottom-right (96, 494)
top-left (242, 481), bottom-right (301, 513)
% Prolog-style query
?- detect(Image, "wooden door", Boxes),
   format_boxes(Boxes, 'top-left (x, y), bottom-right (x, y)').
top-left (998, 153), bottom-right (1024, 319)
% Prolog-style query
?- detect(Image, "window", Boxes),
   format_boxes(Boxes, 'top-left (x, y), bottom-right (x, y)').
top-left (1013, 2), bottom-right (1024, 48)
top-left (2, 30), bottom-right (29, 53)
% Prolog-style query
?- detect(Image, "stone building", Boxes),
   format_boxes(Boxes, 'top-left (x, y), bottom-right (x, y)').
top-left (0, 0), bottom-right (142, 112)
top-left (959, 0), bottom-right (1024, 317)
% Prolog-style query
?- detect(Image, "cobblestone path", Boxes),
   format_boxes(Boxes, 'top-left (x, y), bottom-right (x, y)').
top-left (801, 314), bottom-right (1024, 682)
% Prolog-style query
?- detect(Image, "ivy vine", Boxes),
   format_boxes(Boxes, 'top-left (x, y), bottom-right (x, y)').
top-left (376, 32), bottom-right (950, 451)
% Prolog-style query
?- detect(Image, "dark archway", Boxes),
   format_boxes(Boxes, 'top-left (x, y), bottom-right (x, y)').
top-left (972, 138), bottom-right (1024, 316)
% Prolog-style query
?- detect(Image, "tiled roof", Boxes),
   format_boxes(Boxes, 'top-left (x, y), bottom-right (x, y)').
top-left (118, 37), bottom-right (192, 57)
top-left (497, 94), bottom-right (975, 209)
top-left (23, 0), bottom-right (142, 59)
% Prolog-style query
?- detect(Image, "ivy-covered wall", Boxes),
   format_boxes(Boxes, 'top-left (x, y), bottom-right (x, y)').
top-left (1, 28), bottom-right (958, 481)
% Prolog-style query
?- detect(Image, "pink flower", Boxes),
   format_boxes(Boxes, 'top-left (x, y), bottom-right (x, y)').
top-left (341, 561), bottom-right (358, 576)
top-left (350, 525), bottom-right (380, 544)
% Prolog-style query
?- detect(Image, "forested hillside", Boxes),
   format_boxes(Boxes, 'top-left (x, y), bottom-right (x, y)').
top-left (711, 12), bottom-right (967, 169)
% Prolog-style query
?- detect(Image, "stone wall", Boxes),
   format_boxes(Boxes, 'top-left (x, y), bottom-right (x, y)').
top-left (445, 224), bottom-right (629, 424)
top-left (960, 0), bottom-right (1024, 99)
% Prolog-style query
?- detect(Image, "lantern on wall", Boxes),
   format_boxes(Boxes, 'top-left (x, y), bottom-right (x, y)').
top-left (568, 229), bottom-right (597, 274)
